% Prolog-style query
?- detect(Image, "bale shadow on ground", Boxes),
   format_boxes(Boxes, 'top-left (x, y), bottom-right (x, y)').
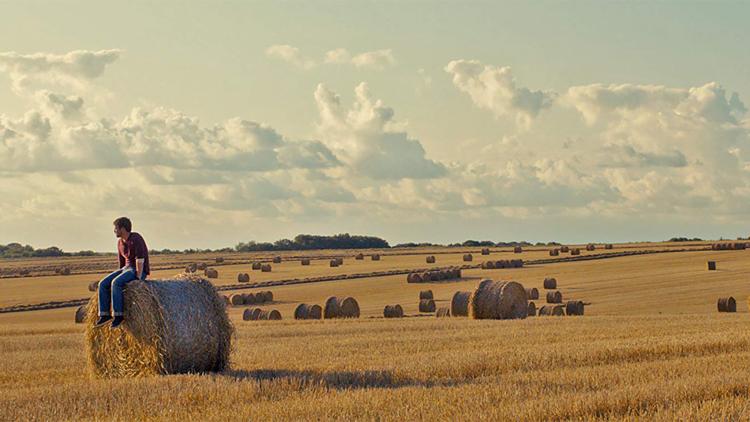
top-left (223, 368), bottom-right (461, 390)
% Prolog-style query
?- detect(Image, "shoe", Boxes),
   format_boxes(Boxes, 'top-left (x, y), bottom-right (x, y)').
top-left (94, 316), bottom-right (112, 327)
top-left (111, 316), bottom-right (124, 329)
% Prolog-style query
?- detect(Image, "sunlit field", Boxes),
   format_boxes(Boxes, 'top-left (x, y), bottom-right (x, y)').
top-left (2, 243), bottom-right (750, 420)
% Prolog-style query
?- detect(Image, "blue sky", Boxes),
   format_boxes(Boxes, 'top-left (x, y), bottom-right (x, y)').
top-left (0, 1), bottom-right (749, 250)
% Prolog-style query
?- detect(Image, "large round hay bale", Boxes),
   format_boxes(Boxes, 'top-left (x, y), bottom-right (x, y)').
top-left (482, 261), bottom-right (496, 270)
top-left (243, 307), bottom-right (262, 321)
top-left (539, 305), bottom-right (565, 316)
top-left (421, 272), bottom-right (432, 282)
top-left (451, 291), bottom-right (471, 317)
top-left (707, 261), bottom-right (717, 271)
top-left (215, 257), bottom-right (224, 263)
top-left (469, 280), bottom-right (527, 320)
top-left (244, 292), bottom-right (256, 304)
top-left (88, 281), bottom-right (99, 292)
top-left (85, 275), bottom-right (232, 378)
top-left (262, 291), bottom-right (274, 302)
top-left (527, 301), bottom-right (536, 317)
top-left (295, 303), bottom-right (322, 320)
top-left (355, 253), bottom-right (364, 260)
top-left (436, 307), bottom-right (451, 318)
top-left (272, 256), bottom-right (282, 264)
top-left (565, 300), bottom-right (584, 316)
top-left (329, 259), bottom-right (339, 267)
top-left (261, 264), bottom-right (272, 272)
top-left (426, 255), bottom-right (436, 264)
top-left (525, 287), bottom-right (539, 300)
top-left (257, 309), bottom-right (282, 320)
top-left (301, 258), bottom-right (311, 266)
top-left (546, 291), bottom-right (563, 304)
top-left (251, 262), bottom-right (262, 270)
top-left (543, 277), bottom-right (557, 289)
top-left (204, 268), bottom-right (218, 279)
top-left (419, 299), bottom-right (436, 313)
top-left (718, 297), bottom-right (736, 313)
top-left (324, 296), bottom-right (360, 318)
top-left (463, 254), bottom-right (473, 262)
top-left (419, 290), bottom-right (434, 300)
top-left (185, 263), bottom-right (198, 273)
top-left (237, 273), bottom-right (250, 283)
top-left (407, 273), bottom-right (422, 283)
top-left (371, 254), bottom-right (381, 261)
top-left (230, 294), bottom-right (245, 306)
top-left (196, 263), bottom-right (207, 270)
top-left (511, 259), bottom-right (523, 268)
top-left (481, 248), bottom-right (490, 255)
top-left (383, 304), bottom-right (404, 318)
top-left (75, 305), bottom-right (87, 323)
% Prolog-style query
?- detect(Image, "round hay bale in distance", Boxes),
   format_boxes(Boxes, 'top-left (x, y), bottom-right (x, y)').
top-left (407, 273), bottom-right (422, 283)
top-left (469, 280), bottom-right (528, 320)
top-left (196, 263), bottom-right (207, 270)
top-left (451, 291), bottom-right (471, 317)
top-left (75, 305), bottom-right (87, 323)
top-left (718, 297), bottom-right (736, 312)
top-left (88, 281), bottom-right (99, 292)
top-left (426, 255), bottom-right (436, 264)
top-left (419, 290), bottom-right (434, 300)
top-left (261, 264), bottom-right (272, 272)
top-left (251, 262), bottom-right (262, 270)
top-left (230, 294), bottom-right (244, 306)
top-left (539, 305), bottom-right (565, 316)
top-left (565, 300), bottom-right (584, 316)
top-left (329, 259), bottom-right (339, 267)
top-left (243, 307), bottom-right (262, 321)
top-left (543, 277), bottom-right (557, 289)
top-left (383, 304), bottom-right (404, 318)
top-left (84, 275), bottom-right (233, 378)
top-left (257, 309), bottom-right (282, 320)
top-left (237, 273), bottom-right (250, 283)
top-left (560, 246), bottom-right (570, 253)
top-left (204, 268), bottom-right (218, 279)
top-left (527, 301), bottom-right (536, 317)
top-left (546, 291), bottom-right (563, 304)
top-left (215, 257), bottom-right (224, 263)
top-left (707, 261), bottom-right (717, 271)
top-left (571, 248), bottom-right (581, 256)
top-left (355, 253), bottom-right (364, 260)
top-left (295, 303), bottom-right (322, 320)
top-left (514, 246), bottom-right (523, 253)
top-left (419, 299), bottom-right (436, 313)
top-left (525, 287), bottom-right (539, 300)
top-left (371, 254), bottom-right (381, 261)
top-left (301, 258), bottom-right (311, 266)
top-left (481, 248), bottom-right (490, 255)
top-left (185, 263), bottom-right (198, 273)
top-left (324, 296), bottom-right (360, 318)
top-left (463, 254), bottom-right (473, 262)
top-left (272, 256), bottom-right (282, 264)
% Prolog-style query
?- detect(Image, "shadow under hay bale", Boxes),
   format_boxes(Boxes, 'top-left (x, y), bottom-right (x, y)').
top-left (543, 277), bottom-right (557, 289)
top-left (719, 297), bottom-right (736, 313)
top-left (426, 255), bottom-right (436, 264)
top-left (469, 280), bottom-right (527, 320)
top-left (451, 291), bottom-right (471, 317)
top-left (539, 305), bottom-right (565, 316)
top-left (295, 303), bottom-right (323, 320)
top-left (546, 291), bottom-right (563, 304)
top-left (88, 281), bottom-right (99, 292)
top-left (419, 299), bottom-right (436, 313)
top-left (708, 261), bottom-right (717, 271)
top-left (436, 307), bottom-right (451, 318)
top-left (324, 296), bottom-right (360, 319)
top-left (565, 300), bottom-right (584, 316)
top-left (527, 301), bottom-right (536, 317)
top-left (419, 290), bottom-right (434, 300)
top-left (237, 273), bottom-right (250, 283)
top-left (75, 305), bottom-right (87, 323)
top-left (204, 268), bottom-right (218, 279)
top-left (383, 304), bottom-right (404, 318)
top-left (85, 275), bottom-right (233, 378)
top-left (525, 287), bottom-right (539, 300)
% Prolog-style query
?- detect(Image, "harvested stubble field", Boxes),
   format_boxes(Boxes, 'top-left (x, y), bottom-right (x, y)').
top-left (2, 242), bottom-right (750, 420)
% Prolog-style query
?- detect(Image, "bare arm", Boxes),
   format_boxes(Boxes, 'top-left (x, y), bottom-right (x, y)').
top-left (136, 258), bottom-right (145, 279)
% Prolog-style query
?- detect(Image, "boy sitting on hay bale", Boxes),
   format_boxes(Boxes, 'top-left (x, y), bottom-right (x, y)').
top-left (95, 217), bottom-right (150, 329)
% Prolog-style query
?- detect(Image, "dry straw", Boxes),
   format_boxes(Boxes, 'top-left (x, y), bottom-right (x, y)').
top-left (525, 287), bottom-right (539, 300)
top-left (294, 303), bottom-right (323, 320)
top-left (419, 290), bottom-right (434, 300)
top-left (719, 297), bottom-right (737, 313)
top-left (75, 305), bottom-right (87, 323)
top-left (436, 307), bottom-right (451, 318)
top-left (451, 291), bottom-right (471, 317)
top-left (546, 291), bottom-right (563, 304)
top-left (324, 296), bottom-right (360, 318)
top-left (565, 300), bottom-right (584, 316)
top-left (85, 274), bottom-right (233, 378)
top-left (539, 305), bottom-right (565, 316)
top-left (543, 277), bottom-right (557, 289)
top-left (419, 299), bottom-right (436, 312)
top-left (469, 280), bottom-right (527, 320)
top-left (383, 304), bottom-right (404, 318)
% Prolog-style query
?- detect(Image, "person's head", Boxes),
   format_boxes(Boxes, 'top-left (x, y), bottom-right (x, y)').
top-left (113, 217), bottom-right (132, 238)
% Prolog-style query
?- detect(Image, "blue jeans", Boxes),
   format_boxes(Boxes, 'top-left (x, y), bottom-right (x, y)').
top-left (98, 268), bottom-right (145, 316)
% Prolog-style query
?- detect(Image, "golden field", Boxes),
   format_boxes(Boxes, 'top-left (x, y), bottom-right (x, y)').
top-left (2, 243), bottom-right (750, 420)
